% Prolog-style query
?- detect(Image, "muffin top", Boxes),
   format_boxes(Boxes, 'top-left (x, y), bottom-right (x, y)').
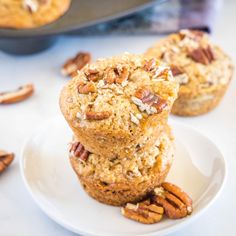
top-left (145, 30), bottom-right (234, 97)
top-left (60, 53), bottom-right (179, 134)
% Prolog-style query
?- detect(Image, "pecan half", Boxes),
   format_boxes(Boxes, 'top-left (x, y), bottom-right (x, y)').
top-left (0, 150), bottom-right (14, 174)
top-left (0, 84), bottom-right (34, 104)
top-left (85, 111), bottom-right (111, 120)
top-left (77, 81), bottom-right (96, 94)
top-left (188, 46), bottom-right (215, 65)
top-left (134, 88), bottom-right (168, 114)
top-left (69, 142), bottom-right (89, 161)
top-left (61, 52), bottom-right (91, 77)
top-left (121, 199), bottom-right (164, 224)
top-left (153, 182), bottom-right (193, 219)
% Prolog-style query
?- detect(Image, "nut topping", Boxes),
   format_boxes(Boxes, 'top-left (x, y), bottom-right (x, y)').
top-left (170, 65), bottom-right (184, 76)
top-left (179, 30), bottom-right (204, 41)
top-left (115, 67), bottom-right (129, 84)
top-left (104, 68), bottom-right (117, 84)
top-left (78, 81), bottom-right (96, 94)
top-left (188, 46), bottom-right (215, 65)
top-left (23, 0), bottom-right (39, 13)
top-left (134, 88), bottom-right (168, 114)
top-left (144, 58), bottom-right (156, 71)
top-left (86, 69), bottom-right (100, 82)
top-left (61, 52), bottom-right (91, 77)
top-left (153, 182), bottom-right (193, 219)
top-left (0, 150), bottom-right (14, 174)
top-left (69, 142), bottom-right (89, 161)
top-left (121, 199), bottom-right (164, 224)
top-left (0, 84), bottom-right (34, 104)
top-left (85, 111), bottom-right (111, 120)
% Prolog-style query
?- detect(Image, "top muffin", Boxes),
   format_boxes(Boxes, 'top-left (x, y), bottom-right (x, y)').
top-left (60, 53), bottom-right (179, 157)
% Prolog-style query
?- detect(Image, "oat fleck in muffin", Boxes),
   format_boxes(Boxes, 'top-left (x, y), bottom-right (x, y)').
top-left (60, 53), bottom-right (179, 158)
top-left (145, 29), bottom-right (234, 116)
top-left (0, 0), bottom-right (71, 29)
top-left (69, 126), bottom-right (174, 206)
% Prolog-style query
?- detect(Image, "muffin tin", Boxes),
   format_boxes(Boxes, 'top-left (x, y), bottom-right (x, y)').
top-left (0, 0), bottom-right (163, 54)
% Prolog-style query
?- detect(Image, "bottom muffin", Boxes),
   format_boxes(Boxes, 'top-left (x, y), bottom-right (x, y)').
top-left (69, 127), bottom-right (174, 206)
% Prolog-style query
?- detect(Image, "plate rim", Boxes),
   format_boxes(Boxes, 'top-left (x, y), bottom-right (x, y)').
top-left (20, 117), bottom-right (227, 236)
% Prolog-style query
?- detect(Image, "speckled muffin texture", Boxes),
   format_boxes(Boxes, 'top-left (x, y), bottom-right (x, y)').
top-left (0, 0), bottom-right (71, 29)
top-left (60, 53), bottom-right (179, 158)
top-left (70, 126), bottom-right (174, 206)
top-left (145, 29), bottom-right (234, 116)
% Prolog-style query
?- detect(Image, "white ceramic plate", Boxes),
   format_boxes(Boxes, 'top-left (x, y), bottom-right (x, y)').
top-left (20, 116), bottom-right (226, 236)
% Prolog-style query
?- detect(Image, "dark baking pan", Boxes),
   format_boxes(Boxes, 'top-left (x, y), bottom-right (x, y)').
top-left (0, 0), bottom-right (164, 55)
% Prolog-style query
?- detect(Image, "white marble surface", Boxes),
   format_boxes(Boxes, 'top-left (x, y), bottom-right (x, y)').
top-left (1, 0), bottom-right (236, 235)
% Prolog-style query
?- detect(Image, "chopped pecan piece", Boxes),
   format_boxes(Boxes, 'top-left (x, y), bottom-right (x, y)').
top-left (77, 81), bottom-right (96, 94)
top-left (85, 111), bottom-right (111, 120)
top-left (0, 84), bottom-right (34, 104)
top-left (134, 88), bottom-right (168, 114)
top-left (179, 30), bottom-right (204, 41)
top-left (104, 68), bottom-right (117, 84)
top-left (121, 199), bottom-right (164, 224)
top-left (188, 46), bottom-right (215, 65)
top-left (153, 182), bottom-right (193, 219)
top-left (23, 0), bottom-right (39, 13)
top-left (144, 58), bottom-right (157, 71)
top-left (0, 150), bottom-right (14, 174)
top-left (70, 142), bottom-right (89, 161)
top-left (170, 65), bottom-right (184, 76)
top-left (85, 69), bottom-right (100, 82)
top-left (115, 67), bottom-right (129, 84)
top-left (61, 52), bottom-right (91, 77)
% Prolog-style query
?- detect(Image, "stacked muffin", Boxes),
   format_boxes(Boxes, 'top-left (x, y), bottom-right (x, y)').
top-left (145, 30), bottom-right (234, 116)
top-left (60, 53), bottom-right (179, 206)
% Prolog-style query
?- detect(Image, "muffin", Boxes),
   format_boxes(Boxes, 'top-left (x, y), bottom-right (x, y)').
top-left (145, 29), bottom-right (234, 116)
top-left (60, 53), bottom-right (179, 158)
top-left (0, 0), bottom-right (71, 29)
top-left (69, 126), bottom-right (174, 206)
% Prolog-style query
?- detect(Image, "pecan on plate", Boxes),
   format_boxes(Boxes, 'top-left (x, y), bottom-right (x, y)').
top-left (69, 142), bottom-right (89, 161)
top-left (77, 81), bottom-right (96, 94)
top-left (134, 88), bottom-right (168, 114)
top-left (0, 150), bottom-right (14, 174)
top-left (188, 46), bottom-right (215, 65)
top-left (85, 111), bottom-right (111, 120)
top-left (61, 52), bottom-right (91, 77)
top-left (153, 182), bottom-right (193, 219)
top-left (121, 199), bottom-right (164, 224)
top-left (0, 84), bottom-right (34, 104)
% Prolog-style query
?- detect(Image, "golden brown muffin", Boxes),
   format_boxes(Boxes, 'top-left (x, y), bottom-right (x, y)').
top-left (60, 53), bottom-right (179, 158)
top-left (145, 30), bottom-right (234, 116)
top-left (69, 126), bottom-right (174, 206)
top-left (0, 0), bottom-right (71, 29)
